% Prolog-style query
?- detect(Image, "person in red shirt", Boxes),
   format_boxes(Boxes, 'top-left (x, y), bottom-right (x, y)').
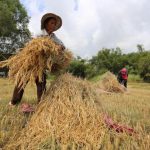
top-left (118, 67), bottom-right (128, 88)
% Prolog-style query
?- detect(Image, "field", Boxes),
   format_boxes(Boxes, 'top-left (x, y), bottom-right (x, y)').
top-left (0, 77), bottom-right (150, 149)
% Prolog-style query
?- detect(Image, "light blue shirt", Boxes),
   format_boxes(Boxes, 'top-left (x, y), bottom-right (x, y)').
top-left (49, 33), bottom-right (65, 47)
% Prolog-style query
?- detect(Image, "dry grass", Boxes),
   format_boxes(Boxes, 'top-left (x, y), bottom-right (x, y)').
top-left (4, 74), bottom-right (106, 150)
top-left (0, 75), bottom-right (150, 149)
top-left (101, 72), bottom-right (126, 93)
top-left (99, 91), bottom-right (150, 149)
top-left (0, 36), bottom-right (72, 88)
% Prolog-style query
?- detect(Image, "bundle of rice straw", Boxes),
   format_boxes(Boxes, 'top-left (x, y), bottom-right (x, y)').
top-left (0, 36), bottom-right (72, 88)
top-left (5, 74), bottom-right (106, 150)
top-left (101, 72), bottom-right (126, 93)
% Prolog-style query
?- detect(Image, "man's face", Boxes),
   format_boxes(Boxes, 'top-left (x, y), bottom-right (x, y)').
top-left (45, 18), bottom-right (56, 34)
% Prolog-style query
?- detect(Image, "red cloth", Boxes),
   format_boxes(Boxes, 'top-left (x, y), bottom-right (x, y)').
top-left (104, 114), bottom-right (136, 135)
top-left (20, 103), bottom-right (35, 113)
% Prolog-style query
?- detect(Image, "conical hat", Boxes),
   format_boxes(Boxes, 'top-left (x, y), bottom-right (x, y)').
top-left (41, 13), bottom-right (62, 31)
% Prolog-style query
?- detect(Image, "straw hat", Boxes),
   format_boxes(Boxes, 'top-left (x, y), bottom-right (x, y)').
top-left (41, 13), bottom-right (62, 31)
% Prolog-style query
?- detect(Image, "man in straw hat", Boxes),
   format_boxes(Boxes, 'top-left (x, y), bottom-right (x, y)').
top-left (41, 13), bottom-right (65, 49)
top-left (9, 13), bottom-right (65, 106)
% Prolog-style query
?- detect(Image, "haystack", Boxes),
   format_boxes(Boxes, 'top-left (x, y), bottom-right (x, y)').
top-left (0, 36), bottom-right (72, 88)
top-left (101, 72), bottom-right (126, 93)
top-left (5, 74), bottom-right (106, 150)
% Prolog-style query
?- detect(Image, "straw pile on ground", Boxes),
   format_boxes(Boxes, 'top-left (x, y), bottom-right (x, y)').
top-left (0, 36), bottom-right (72, 88)
top-left (101, 72), bottom-right (126, 93)
top-left (5, 74), bottom-right (106, 150)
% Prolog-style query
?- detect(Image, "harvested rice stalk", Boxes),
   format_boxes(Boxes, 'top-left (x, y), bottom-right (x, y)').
top-left (5, 74), bottom-right (106, 150)
top-left (101, 72), bottom-right (126, 93)
top-left (0, 36), bottom-right (73, 88)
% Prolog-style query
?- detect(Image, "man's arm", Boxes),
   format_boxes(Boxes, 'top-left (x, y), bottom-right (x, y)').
top-left (51, 33), bottom-right (65, 50)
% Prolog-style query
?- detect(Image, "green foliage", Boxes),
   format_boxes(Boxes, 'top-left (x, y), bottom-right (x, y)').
top-left (90, 47), bottom-right (123, 74)
top-left (137, 44), bottom-right (145, 53)
top-left (0, 0), bottom-right (31, 53)
top-left (68, 57), bottom-right (88, 78)
top-left (128, 74), bottom-right (142, 82)
top-left (138, 52), bottom-right (150, 82)
top-left (68, 48), bottom-right (150, 82)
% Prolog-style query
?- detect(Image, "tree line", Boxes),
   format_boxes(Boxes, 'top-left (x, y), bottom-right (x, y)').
top-left (68, 46), bottom-right (150, 82)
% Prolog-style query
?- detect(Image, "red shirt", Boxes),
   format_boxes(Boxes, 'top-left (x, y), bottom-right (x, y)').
top-left (120, 68), bottom-right (128, 79)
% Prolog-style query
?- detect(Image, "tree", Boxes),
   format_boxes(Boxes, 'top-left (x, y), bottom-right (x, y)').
top-left (68, 57), bottom-right (88, 78)
top-left (137, 44), bottom-right (145, 53)
top-left (0, 0), bottom-right (31, 53)
top-left (138, 52), bottom-right (150, 82)
top-left (90, 47), bottom-right (123, 74)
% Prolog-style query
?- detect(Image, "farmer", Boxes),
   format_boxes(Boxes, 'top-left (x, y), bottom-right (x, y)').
top-left (118, 66), bottom-right (128, 88)
top-left (9, 13), bottom-right (65, 106)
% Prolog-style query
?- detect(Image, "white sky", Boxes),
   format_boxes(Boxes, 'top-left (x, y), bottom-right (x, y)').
top-left (21, 0), bottom-right (150, 58)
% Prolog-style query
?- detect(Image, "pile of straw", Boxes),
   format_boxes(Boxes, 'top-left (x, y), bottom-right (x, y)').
top-left (5, 74), bottom-right (106, 150)
top-left (101, 72), bottom-right (126, 93)
top-left (0, 36), bottom-right (72, 88)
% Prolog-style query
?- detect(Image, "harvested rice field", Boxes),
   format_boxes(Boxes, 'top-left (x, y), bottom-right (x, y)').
top-left (0, 75), bottom-right (150, 150)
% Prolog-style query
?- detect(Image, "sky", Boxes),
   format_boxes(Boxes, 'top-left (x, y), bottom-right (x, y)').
top-left (20, 0), bottom-right (150, 58)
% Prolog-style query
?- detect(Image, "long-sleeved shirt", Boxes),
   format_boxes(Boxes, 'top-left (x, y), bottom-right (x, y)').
top-left (49, 33), bottom-right (65, 47)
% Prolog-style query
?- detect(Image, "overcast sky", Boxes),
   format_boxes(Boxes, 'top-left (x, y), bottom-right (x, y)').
top-left (20, 0), bottom-right (150, 58)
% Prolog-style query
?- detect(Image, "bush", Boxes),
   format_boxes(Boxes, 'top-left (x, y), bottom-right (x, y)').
top-left (139, 54), bottom-right (150, 82)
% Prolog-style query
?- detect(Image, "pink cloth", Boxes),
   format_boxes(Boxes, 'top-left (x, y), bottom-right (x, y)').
top-left (20, 103), bottom-right (35, 113)
top-left (104, 114), bottom-right (136, 135)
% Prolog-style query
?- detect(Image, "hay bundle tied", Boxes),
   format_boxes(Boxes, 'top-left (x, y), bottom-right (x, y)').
top-left (0, 36), bottom-right (72, 88)
top-left (5, 74), bottom-right (106, 150)
top-left (101, 71), bottom-right (126, 93)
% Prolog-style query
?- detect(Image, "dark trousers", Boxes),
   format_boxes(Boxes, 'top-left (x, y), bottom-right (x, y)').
top-left (119, 79), bottom-right (127, 88)
top-left (11, 73), bottom-right (46, 105)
